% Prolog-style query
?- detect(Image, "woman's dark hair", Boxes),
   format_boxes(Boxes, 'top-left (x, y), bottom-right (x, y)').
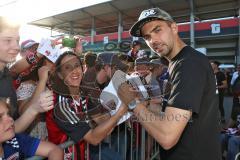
top-left (55, 51), bottom-right (83, 72)
top-left (49, 51), bottom-right (83, 96)
top-left (84, 52), bottom-right (97, 68)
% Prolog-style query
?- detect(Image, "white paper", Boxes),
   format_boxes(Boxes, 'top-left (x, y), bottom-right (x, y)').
top-left (126, 74), bottom-right (149, 100)
top-left (100, 70), bottom-right (149, 125)
top-left (37, 38), bottom-right (62, 63)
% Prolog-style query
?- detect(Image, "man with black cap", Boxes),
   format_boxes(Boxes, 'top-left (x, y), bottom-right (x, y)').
top-left (95, 52), bottom-right (129, 89)
top-left (94, 52), bottom-right (130, 157)
top-left (132, 57), bottom-right (152, 85)
top-left (117, 8), bottom-right (220, 160)
top-left (81, 52), bottom-right (128, 118)
top-left (81, 52), bottom-right (129, 120)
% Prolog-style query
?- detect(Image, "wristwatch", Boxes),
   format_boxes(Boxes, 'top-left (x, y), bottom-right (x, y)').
top-left (128, 100), bottom-right (138, 111)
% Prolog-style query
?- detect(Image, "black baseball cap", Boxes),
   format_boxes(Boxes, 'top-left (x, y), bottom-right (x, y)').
top-left (135, 57), bottom-right (150, 65)
top-left (132, 40), bottom-right (141, 47)
top-left (130, 8), bottom-right (174, 37)
top-left (150, 59), bottom-right (163, 65)
top-left (96, 52), bottom-right (129, 71)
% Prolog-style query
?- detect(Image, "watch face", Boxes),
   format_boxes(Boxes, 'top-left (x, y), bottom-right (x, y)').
top-left (128, 100), bottom-right (137, 110)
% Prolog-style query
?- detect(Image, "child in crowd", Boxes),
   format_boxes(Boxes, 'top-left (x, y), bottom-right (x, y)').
top-left (0, 97), bottom-right (63, 160)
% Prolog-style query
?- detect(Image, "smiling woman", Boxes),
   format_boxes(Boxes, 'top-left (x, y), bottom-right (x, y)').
top-left (45, 50), bottom-right (126, 160)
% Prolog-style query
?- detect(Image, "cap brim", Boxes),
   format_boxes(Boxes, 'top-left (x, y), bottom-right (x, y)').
top-left (26, 42), bottom-right (38, 48)
top-left (21, 42), bottom-right (39, 51)
top-left (129, 17), bottom-right (165, 37)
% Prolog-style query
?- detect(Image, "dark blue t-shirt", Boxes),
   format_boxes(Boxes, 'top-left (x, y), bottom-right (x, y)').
top-left (0, 68), bottom-right (18, 119)
top-left (2, 133), bottom-right (40, 160)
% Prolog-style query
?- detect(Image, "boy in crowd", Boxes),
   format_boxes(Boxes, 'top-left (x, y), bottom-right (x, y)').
top-left (0, 97), bottom-right (63, 160)
top-left (0, 16), bottom-right (54, 132)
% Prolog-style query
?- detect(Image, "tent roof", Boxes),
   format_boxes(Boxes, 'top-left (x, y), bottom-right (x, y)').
top-left (29, 0), bottom-right (239, 35)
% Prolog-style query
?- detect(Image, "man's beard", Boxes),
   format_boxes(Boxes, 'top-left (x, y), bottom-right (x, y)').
top-left (151, 47), bottom-right (172, 60)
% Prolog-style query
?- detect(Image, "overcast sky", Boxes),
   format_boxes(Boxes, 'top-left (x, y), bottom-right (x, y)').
top-left (0, 0), bottom-right (111, 22)
top-left (0, 0), bottom-right (111, 41)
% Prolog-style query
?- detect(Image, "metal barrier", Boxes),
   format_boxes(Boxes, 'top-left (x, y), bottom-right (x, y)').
top-left (26, 121), bottom-right (160, 160)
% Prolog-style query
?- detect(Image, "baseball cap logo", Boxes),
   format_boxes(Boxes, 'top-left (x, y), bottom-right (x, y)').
top-left (130, 8), bottom-right (174, 37)
top-left (139, 9), bottom-right (156, 20)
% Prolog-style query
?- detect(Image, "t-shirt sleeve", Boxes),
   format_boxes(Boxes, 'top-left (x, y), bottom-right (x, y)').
top-left (16, 133), bottom-right (40, 157)
top-left (53, 101), bottom-right (91, 143)
top-left (54, 119), bottom-right (91, 143)
top-left (167, 60), bottom-right (206, 114)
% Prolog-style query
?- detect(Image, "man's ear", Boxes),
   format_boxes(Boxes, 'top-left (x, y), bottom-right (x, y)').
top-left (171, 22), bottom-right (178, 34)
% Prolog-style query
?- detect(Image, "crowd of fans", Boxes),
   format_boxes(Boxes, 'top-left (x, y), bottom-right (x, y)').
top-left (0, 17), bottom-right (169, 159)
top-left (0, 7), bottom-right (240, 160)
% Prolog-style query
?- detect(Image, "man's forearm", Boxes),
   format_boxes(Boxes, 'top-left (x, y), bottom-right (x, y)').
top-left (133, 103), bottom-right (191, 149)
top-left (85, 109), bottom-right (124, 145)
top-left (96, 112), bottom-right (121, 134)
top-left (133, 104), bottom-right (170, 144)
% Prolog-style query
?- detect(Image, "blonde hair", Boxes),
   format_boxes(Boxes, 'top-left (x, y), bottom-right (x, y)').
top-left (0, 16), bottom-right (20, 33)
